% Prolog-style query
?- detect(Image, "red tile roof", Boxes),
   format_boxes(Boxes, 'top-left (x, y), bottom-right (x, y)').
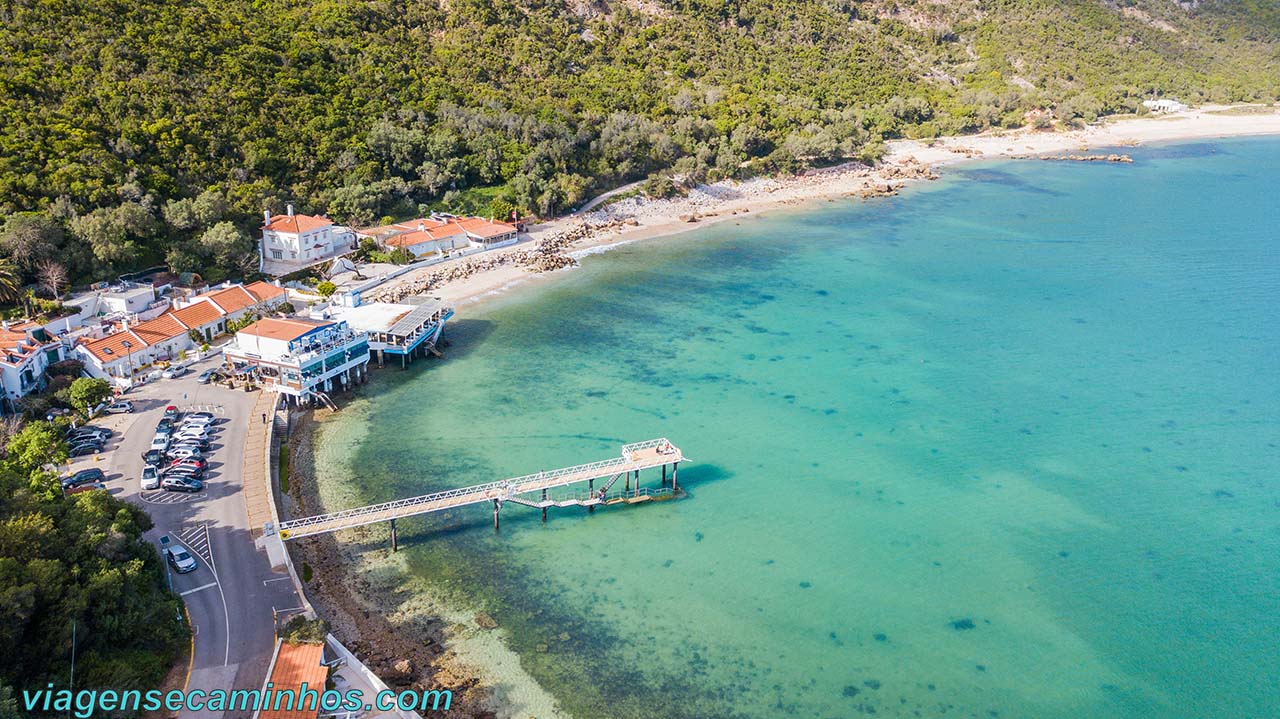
top-left (454, 216), bottom-right (517, 239)
top-left (237, 318), bottom-right (330, 342)
top-left (258, 642), bottom-right (327, 719)
top-left (245, 281), bottom-right (286, 303)
top-left (80, 330), bottom-right (148, 363)
top-left (263, 214), bottom-right (334, 234)
top-left (130, 314), bottom-right (188, 345)
top-left (170, 300), bottom-right (222, 329)
top-left (384, 223), bottom-right (467, 249)
top-left (202, 285), bottom-right (258, 315)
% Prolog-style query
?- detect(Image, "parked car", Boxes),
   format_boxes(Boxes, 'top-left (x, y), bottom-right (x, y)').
top-left (142, 449), bottom-right (165, 466)
top-left (162, 464), bottom-right (204, 479)
top-left (66, 426), bottom-right (112, 441)
top-left (167, 458), bottom-right (208, 473)
top-left (185, 411), bottom-right (215, 422)
top-left (171, 438), bottom-right (211, 452)
top-left (163, 405), bottom-right (180, 419)
top-left (140, 465), bottom-right (160, 490)
top-left (149, 435), bottom-right (170, 452)
top-left (197, 369), bottom-right (218, 384)
top-left (103, 401), bottom-right (134, 414)
top-left (173, 429), bottom-right (210, 442)
top-left (64, 482), bottom-right (107, 496)
top-left (161, 476), bottom-right (203, 493)
top-left (161, 365), bottom-right (189, 379)
top-left (167, 445), bottom-right (203, 459)
top-left (165, 545), bottom-right (198, 572)
top-left (68, 441), bottom-right (104, 457)
top-left (61, 468), bottom-right (106, 489)
top-left (181, 416), bottom-right (215, 428)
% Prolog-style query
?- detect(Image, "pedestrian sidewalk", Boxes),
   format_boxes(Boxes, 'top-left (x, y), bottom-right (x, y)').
top-left (242, 391), bottom-right (278, 539)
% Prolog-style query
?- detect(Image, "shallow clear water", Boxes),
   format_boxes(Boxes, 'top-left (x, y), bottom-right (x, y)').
top-left (314, 138), bottom-right (1280, 719)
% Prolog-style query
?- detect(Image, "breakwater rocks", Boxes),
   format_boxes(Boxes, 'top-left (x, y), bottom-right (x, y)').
top-left (1037, 153), bottom-right (1134, 163)
top-left (367, 221), bottom-right (630, 303)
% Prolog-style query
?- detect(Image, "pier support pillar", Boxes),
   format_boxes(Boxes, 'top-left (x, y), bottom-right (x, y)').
top-left (662, 464), bottom-right (667, 486)
top-left (390, 519), bottom-right (398, 552)
top-left (401, 353), bottom-right (406, 370)
top-left (672, 462), bottom-right (679, 492)
top-left (378, 349), bottom-right (384, 368)
top-left (541, 489), bottom-right (548, 523)
top-left (588, 479), bottom-right (595, 513)
top-left (625, 471), bottom-right (630, 492)
top-left (493, 499), bottom-right (501, 531)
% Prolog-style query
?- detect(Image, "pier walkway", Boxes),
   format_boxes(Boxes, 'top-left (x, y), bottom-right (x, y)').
top-left (276, 439), bottom-right (684, 541)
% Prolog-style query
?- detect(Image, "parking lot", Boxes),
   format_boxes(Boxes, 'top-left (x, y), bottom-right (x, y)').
top-left (59, 354), bottom-right (302, 711)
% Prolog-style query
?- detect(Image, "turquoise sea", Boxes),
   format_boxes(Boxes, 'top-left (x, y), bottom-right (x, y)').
top-left (314, 138), bottom-right (1279, 719)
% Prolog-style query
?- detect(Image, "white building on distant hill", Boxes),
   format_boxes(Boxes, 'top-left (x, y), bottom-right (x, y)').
top-left (260, 204), bottom-right (356, 275)
top-left (1143, 98), bottom-right (1187, 114)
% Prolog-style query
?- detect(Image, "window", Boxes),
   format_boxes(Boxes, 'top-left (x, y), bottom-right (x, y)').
top-left (271, 249), bottom-right (283, 260)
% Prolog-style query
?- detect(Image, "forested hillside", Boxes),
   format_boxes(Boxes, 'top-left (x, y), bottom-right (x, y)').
top-left (1, 0), bottom-right (1277, 285)
top-left (0, 421), bottom-right (186, 713)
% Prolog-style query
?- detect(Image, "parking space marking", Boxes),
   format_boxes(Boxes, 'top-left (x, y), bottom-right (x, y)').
top-left (179, 582), bottom-right (218, 597)
top-left (177, 524), bottom-right (214, 566)
top-left (140, 491), bottom-right (206, 504)
top-left (263, 576), bottom-right (291, 585)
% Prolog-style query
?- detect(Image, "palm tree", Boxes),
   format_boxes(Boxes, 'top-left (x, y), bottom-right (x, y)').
top-left (0, 259), bottom-right (21, 305)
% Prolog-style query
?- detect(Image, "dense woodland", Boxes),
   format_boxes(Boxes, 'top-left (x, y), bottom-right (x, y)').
top-left (0, 419), bottom-right (186, 715)
top-left (1, 1), bottom-right (1278, 288)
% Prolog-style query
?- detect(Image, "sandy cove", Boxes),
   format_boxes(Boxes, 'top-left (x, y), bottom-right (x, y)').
top-left (364, 104), bottom-right (1280, 309)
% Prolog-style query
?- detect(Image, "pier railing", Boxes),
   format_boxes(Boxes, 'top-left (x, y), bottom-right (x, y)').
top-left (277, 438), bottom-right (684, 538)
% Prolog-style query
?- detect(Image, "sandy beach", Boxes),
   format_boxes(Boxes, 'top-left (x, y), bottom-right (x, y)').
top-left (363, 104), bottom-right (1280, 309)
top-left (285, 104), bottom-right (1280, 719)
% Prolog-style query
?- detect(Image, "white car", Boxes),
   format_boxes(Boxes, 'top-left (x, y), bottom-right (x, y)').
top-left (104, 401), bottom-right (134, 414)
top-left (140, 465), bottom-right (160, 490)
top-left (161, 365), bottom-right (189, 379)
top-left (173, 428), bottom-right (210, 440)
top-left (149, 435), bottom-right (170, 452)
top-left (168, 446), bottom-right (203, 460)
top-left (181, 418), bottom-right (214, 430)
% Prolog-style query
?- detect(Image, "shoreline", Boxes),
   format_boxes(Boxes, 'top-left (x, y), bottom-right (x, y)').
top-left (283, 107), bottom-right (1280, 719)
top-left (365, 103), bottom-right (1280, 310)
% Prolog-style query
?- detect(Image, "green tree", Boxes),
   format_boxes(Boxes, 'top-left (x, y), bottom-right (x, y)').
top-left (315, 281), bottom-right (337, 297)
top-left (0, 260), bottom-right (20, 304)
top-left (3, 421), bottom-right (66, 474)
top-left (68, 378), bottom-right (112, 416)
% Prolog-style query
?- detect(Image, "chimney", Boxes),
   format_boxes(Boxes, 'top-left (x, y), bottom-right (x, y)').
top-left (418, 223), bottom-right (425, 232)
top-left (286, 203), bottom-right (294, 217)
top-left (121, 318), bottom-right (129, 331)
top-left (1, 320), bottom-right (8, 331)
top-left (263, 209), bottom-right (271, 225)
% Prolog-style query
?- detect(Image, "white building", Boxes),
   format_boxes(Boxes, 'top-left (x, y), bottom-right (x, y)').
top-left (76, 281), bottom-right (288, 383)
top-left (356, 215), bottom-right (519, 259)
top-left (222, 318), bottom-right (370, 404)
top-left (0, 320), bottom-right (67, 412)
top-left (260, 204), bottom-right (356, 275)
top-left (1143, 98), bottom-right (1187, 114)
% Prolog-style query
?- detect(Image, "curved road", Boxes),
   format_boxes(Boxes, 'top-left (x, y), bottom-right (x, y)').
top-left (73, 358), bottom-right (301, 719)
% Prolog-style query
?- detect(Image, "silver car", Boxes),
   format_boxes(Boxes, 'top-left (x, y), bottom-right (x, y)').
top-left (165, 546), bottom-right (198, 573)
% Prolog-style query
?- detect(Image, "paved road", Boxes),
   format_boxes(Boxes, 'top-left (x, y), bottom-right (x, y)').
top-left (69, 357), bottom-right (300, 718)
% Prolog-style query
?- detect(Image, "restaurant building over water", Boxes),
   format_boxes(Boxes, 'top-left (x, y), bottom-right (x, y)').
top-left (223, 317), bottom-right (370, 405)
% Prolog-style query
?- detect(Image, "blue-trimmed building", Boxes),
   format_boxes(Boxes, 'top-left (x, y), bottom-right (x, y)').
top-left (315, 296), bottom-right (453, 369)
top-left (223, 317), bottom-right (370, 404)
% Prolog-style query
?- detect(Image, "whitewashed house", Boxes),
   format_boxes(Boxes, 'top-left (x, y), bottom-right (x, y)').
top-left (260, 205), bottom-right (356, 275)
